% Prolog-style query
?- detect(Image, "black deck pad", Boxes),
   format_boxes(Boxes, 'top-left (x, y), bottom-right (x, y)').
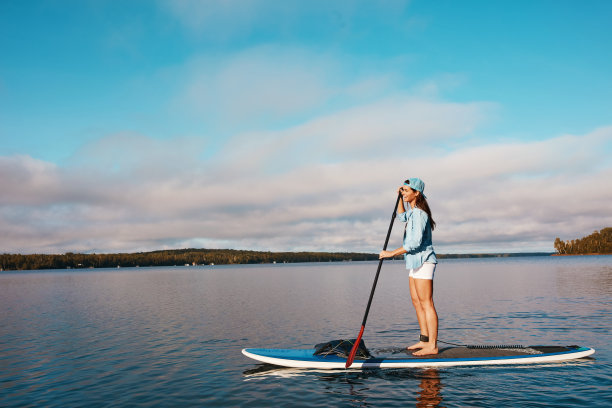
top-left (428, 347), bottom-right (539, 359)
top-left (530, 345), bottom-right (575, 354)
top-left (314, 342), bottom-right (578, 361)
top-left (371, 346), bottom-right (562, 359)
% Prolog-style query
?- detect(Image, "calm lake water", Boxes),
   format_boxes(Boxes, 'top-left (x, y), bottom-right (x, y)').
top-left (1, 256), bottom-right (611, 407)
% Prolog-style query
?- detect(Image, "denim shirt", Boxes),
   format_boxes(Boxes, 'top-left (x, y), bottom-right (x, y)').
top-left (398, 206), bottom-right (437, 269)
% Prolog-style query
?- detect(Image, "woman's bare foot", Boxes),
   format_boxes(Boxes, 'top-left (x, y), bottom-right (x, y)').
top-left (412, 345), bottom-right (438, 356)
top-left (407, 341), bottom-right (427, 350)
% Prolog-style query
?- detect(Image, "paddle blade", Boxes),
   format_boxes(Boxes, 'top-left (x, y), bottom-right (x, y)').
top-left (345, 326), bottom-right (365, 368)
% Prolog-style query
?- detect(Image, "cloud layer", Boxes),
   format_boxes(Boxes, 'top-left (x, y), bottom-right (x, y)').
top-left (2, 41), bottom-right (611, 255)
top-left (2, 84), bottom-right (610, 254)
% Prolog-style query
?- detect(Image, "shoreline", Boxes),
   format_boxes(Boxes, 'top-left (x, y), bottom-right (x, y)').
top-left (3, 250), bottom-right (611, 272)
top-left (550, 253), bottom-right (610, 256)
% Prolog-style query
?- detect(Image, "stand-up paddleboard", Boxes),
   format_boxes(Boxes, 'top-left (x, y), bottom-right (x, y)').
top-left (242, 345), bottom-right (595, 369)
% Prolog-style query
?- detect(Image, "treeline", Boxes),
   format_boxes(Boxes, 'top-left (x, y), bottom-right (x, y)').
top-left (0, 249), bottom-right (380, 271)
top-left (437, 252), bottom-right (552, 258)
top-left (0, 248), bottom-right (558, 271)
top-left (554, 227), bottom-right (612, 255)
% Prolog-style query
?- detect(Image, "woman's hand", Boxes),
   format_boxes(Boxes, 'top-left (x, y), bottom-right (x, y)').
top-left (379, 250), bottom-right (394, 259)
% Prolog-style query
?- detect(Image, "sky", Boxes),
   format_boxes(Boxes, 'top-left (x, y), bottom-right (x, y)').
top-left (1, 0), bottom-right (611, 255)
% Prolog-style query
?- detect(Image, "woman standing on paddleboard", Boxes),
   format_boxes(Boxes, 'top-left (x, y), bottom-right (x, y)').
top-left (379, 178), bottom-right (438, 356)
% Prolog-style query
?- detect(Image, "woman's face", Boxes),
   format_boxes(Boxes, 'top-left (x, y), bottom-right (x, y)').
top-left (401, 186), bottom-right (419, 202)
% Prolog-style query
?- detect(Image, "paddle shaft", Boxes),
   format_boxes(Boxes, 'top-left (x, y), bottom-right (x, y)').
top-left (346, 193), bottom-right (402, 368)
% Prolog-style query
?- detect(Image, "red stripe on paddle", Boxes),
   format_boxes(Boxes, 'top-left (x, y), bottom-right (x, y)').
top-left (345, 326), bottom-right (365, 368)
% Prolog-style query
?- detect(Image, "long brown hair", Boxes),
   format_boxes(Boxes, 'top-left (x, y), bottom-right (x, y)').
top-left (415, 193), bottom-right (436, 230)
top-left (405, 180), bottom-right (436, 231)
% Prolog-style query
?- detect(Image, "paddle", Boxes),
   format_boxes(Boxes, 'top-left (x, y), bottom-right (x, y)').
top-left (345, 192), bottom-right (402, 368)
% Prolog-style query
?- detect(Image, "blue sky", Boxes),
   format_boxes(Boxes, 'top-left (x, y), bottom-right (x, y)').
top-left (1, 0), bottom-right (611, 254)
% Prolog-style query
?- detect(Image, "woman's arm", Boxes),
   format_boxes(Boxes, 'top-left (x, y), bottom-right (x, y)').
top-left (397, 186), bottom-right (406, 215)
top-left (380, 187), bottom-right (409, 259)
top-left (379, 247), bottom-right (407, 259)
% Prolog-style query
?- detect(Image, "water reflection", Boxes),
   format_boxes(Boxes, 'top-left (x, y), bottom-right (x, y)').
top-left (416, 369), bottom-right (445, 408)
top-left (243, 365), bottom-right (445, 407)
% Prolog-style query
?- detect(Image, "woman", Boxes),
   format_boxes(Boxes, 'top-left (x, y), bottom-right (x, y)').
top-left (379, 178), bottom-right (438, 356)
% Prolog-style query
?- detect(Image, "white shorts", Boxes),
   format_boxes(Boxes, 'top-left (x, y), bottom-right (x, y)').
top-left (409, 262), bottom-right (436, 280)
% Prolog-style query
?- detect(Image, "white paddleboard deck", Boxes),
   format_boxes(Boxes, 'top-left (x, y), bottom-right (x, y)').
top-left (242, 345), bottom-right (595, 369)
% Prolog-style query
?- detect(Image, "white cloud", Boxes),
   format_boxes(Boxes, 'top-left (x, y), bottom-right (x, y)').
top-left (210, 96), bottom-right (495, 181)
top-left (173, 47), bottom-right (341, 124)
top-left (0, 155), bottom-right (63, 205)
top-left (423, 127), bottom-right (612, 251)
top-left (1, 93), bottom-right (610, 255)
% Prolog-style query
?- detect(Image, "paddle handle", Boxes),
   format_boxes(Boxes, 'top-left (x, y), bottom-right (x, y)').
top-left (346, 193), bottom-right (402, 368)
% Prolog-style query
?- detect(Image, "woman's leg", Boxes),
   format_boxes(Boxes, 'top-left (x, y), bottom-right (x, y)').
top-left (411, 278), bottom-right (439, 356)
top-left (407, 276), bottom-right (429, 350)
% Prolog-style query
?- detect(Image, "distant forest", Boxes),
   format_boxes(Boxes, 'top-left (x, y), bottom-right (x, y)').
top-left (554, 227), bottom-right (612, 255)
top-left (1, 249), bottom-right (553, 271)
top-left (0, 249), bottom-right (378, 271)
